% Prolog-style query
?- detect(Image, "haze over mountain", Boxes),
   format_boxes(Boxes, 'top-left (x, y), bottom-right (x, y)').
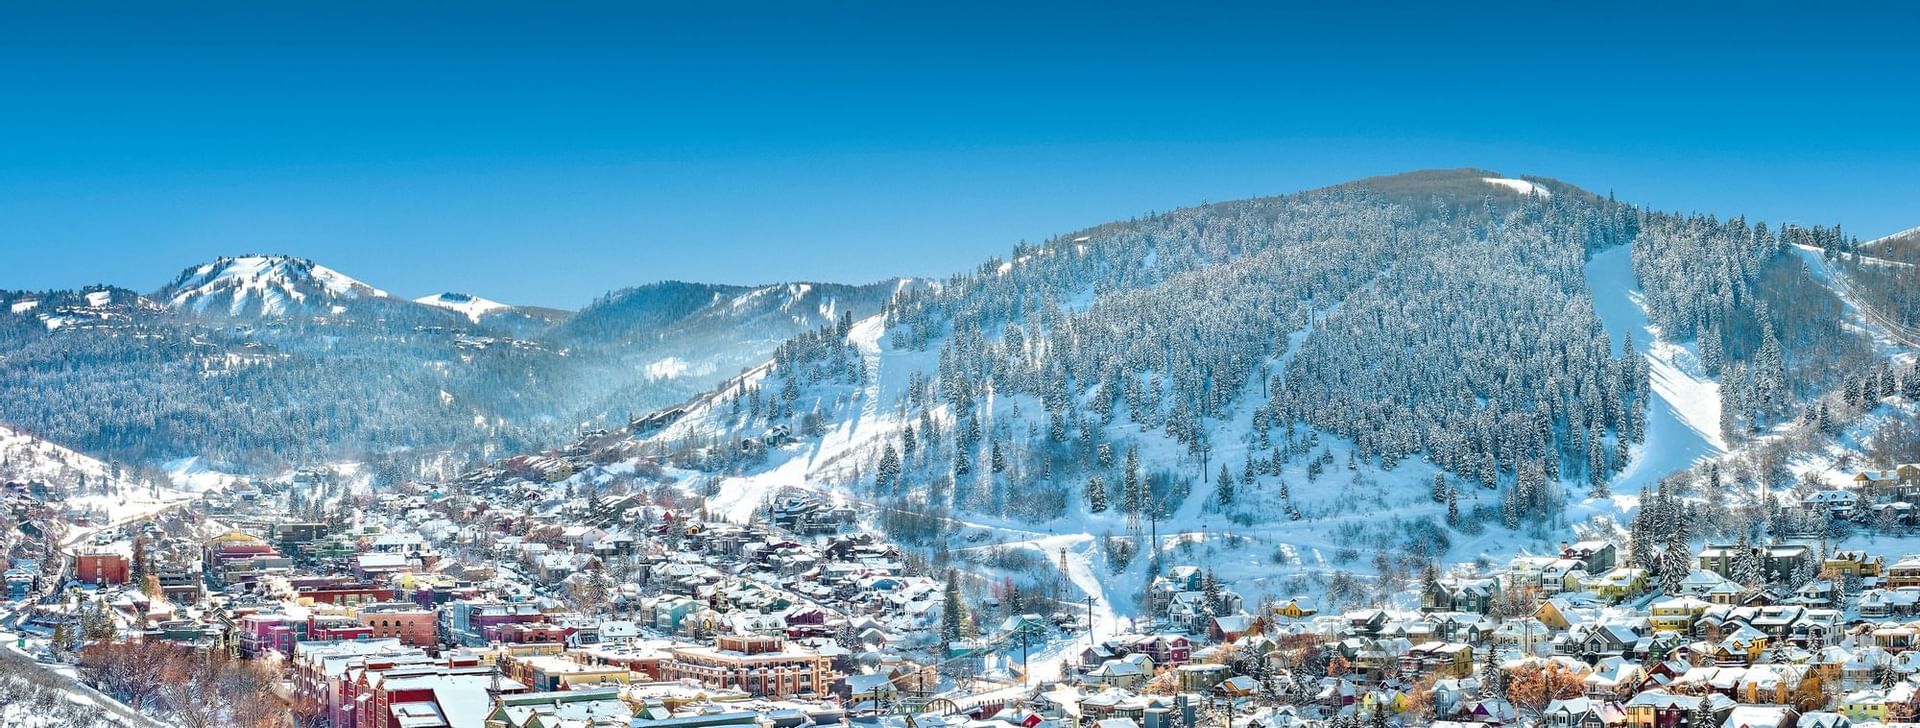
top-left (0, 255), bottom-right (903, 476)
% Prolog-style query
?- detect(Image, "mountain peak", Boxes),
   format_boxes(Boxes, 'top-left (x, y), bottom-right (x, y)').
top-left (159, 254), bottom-right (387, 317)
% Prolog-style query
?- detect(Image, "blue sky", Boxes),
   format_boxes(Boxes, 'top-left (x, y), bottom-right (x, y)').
top-left (3, 2), bottom-right (1917, 309)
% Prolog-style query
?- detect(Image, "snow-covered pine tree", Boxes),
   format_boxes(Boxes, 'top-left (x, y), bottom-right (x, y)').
top-left (1215, 463), bottom-right (1234, 506)
top-left (1087, 475), bottom-right (1107, 513)
top-left (876, 444), bottom-right (900, 492)
top-left (941, 568), bottom-right (967, 650)
top-left (1657, 497), bottom-right (1694, 594)
top-left (1730, 532), bottom-right (1763, 590)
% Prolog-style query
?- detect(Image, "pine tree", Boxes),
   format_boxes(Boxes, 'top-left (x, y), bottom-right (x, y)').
top-left (1479, 638), bottom-right (1506, 698)
top-left (989, 438), bottom-right (1005, 474)
top-left (1730, 531), bottom-right (1762, 590)
top-left (876, 445), bottom-right (900, 492)
top-left (1445, 487), bottom-right (1460, 527)
top-left (1201, 569), bottom-right (1223, 616)
top-left (1657, 496), bottom-right (1694, 594)
top-left (1123, 446), bottom-right (1143, 528)
top-left (1629, 487), bottom-right (1655, 570)
top-left (1587, 424), bottom-right (1609, 492)
top-left (1215, 463), bottom-right (1234, 506)
top-left (1420, 561), bottom-right (1442, 605)
top-left (941, 568), bottom-right (968, 650)
top-left (130, 536), bottom-right (148, 583)
top-left (1087, 475), bottom-right (1108, 513)
top-left (1502, 485), bottom-right (1520, 529)
top-left (1432, 473), bottom-right (1447, 503)
top-left (1686, 697), bottom-right (1716, 728)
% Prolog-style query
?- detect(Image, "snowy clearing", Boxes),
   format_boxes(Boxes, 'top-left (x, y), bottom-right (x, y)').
top-left (1482, 177), bottom-right (1552, 198)
top-left (1586, 244), bottom-right (1724, 492)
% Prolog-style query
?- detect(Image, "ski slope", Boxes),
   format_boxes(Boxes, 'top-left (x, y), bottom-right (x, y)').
top-left (1584, 244), bottom-right (1725, 492)
top-left (1791, 244), bottom-right (1920, 354)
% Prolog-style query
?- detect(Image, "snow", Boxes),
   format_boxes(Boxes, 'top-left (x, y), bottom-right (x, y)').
top-left (646, 357), bottom-right (690, 380)
top-left (0, 425), bottom-right (216, 547)
top-left (0, 424), bottom-right (117, 486)
top-left (161, 456), bottom-right (239, 494)
top-left (1864, 224), bottom-right (1920, 248)
top-left (414, 291), bottom-right (508, 322)
top-left (1585, 244), bottom-right (1724, 492)
top-left (166, 255), bottom-right (387, 316)
top-left (1792, 244), bottom-right (1920, 354)
top-left (653, 308), bottom-right (1581, 634)
top-left (82, 291), bottom-right (110, 307)
top-left (1482, 177), bottom-right (1552, 198)
top-left (8, 299), bottom-right (38, 313)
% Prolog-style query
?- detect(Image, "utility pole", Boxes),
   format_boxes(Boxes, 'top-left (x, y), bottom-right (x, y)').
top-left (1086, 595), bottom-right (1097, 650)
top-left (1020, 628), bottom-right (1030, 688)
top-left (1149, 508), bottom-right (1159, 563)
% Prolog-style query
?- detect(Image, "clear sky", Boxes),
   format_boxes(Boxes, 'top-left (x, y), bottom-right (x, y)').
top-left (3, 1), bottom-right (1917, 309)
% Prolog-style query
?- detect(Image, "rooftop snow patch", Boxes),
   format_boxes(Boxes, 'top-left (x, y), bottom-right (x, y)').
top-left (1483, 177), bottom-right (1553, 198)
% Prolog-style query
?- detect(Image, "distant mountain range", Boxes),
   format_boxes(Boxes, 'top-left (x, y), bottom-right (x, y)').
top-left (0, 254), bottom-right (907, 476)
top-left (3, 168), bottom-right (1915, 531)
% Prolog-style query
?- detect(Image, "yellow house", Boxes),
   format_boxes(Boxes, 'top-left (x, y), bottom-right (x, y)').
top-left (1270, 596), bottom-right (1319, 620)
top-left (1714, 625), bottom-right (1770, 666)
top-left (1533, 599), bottom-right (1572, 630)
top-left (1431, 643), bottom-right (1474, 677)
top-left (1825, 550), bottom-right (1883, 578)
top-left (1841, 689), bottom-right (1896, 722)
top-left (1585, 567), bottom-right (1649, 603)
top-left (1648, 596), bottom-right (1711, 633)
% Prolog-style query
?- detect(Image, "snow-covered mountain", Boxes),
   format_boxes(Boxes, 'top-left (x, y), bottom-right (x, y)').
top-left (556, 279), bottom-right (911, 382)
top-left (158, 254), bottom-right (390, 317)
top-left (544, 168), bottom-right (1912, 617)
top-left (0, 255), bottom-right (906, 475)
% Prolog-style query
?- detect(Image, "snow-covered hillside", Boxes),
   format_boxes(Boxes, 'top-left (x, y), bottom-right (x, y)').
top-left (646, 312), bottom-right (1570, 619)
top-left (1585, 244), bottom-right (1725, 492)
top-left (604, 169), bottom-right (1914, 630)
top-left (1482, 176), bottom-right (1552, 198)
top-left (624, 172), bottom-right (1679, 620)
top-left (415, 291), bottom-right (510, 322)
top-left (0, 423), bottom-right (120, 488)
top-left (0, 424), bottom-right (220, 540)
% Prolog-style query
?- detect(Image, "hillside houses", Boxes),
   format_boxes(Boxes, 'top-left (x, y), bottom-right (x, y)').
top-left (42, 444), bottom-right (1920, 728)
top-left (1855, 465), bottom-right (1920, 502)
